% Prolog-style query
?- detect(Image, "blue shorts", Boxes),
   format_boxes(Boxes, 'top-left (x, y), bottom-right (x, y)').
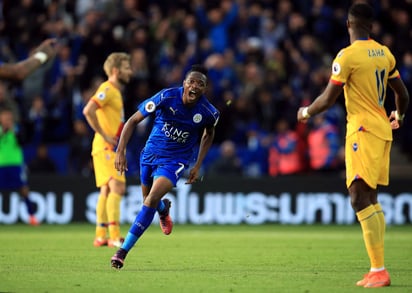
top-left (140, 151), bottom-right (187, 187)
top-left (0, 165), bottom-right (28, 190)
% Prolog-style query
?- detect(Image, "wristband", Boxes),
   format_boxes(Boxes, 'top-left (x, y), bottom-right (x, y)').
top-left (302, 107), bottom-right (311, 119)
top-left (33, 52), bottom-right (48, 64)
top-left (395, 111), bottom-right (405, 121)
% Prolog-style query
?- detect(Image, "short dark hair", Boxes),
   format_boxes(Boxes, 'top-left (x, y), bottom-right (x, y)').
top-left (188, 64), bottom-right (208, 77)
top-left (349, 2), bottom-right (374, 23)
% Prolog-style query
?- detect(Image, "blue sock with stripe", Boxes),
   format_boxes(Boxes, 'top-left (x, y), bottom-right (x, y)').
top-left (121, 205), bottom-right (156, 251)
top-left (156, 199), bottom-right (165, 214)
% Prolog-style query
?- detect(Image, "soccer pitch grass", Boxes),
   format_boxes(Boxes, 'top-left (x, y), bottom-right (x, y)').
top-left (0, 224), bottom-right (411, 293)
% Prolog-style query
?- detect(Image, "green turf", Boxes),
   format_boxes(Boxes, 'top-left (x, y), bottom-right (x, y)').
top-left (0, 224), bottom-right (410, 293)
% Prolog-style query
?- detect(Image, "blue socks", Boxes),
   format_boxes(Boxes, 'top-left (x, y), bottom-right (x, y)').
top-left (24, 197), bottom-right (35, 215)
top-left (121, 205), bottom-right (156, 251)
top-left (156, 199), bottom-right (166, 214)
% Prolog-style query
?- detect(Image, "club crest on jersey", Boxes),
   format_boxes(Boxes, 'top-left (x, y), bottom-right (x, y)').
top-left (332, 62), bottom-right (341, 75)
top-left (145, 101), bottom-right (156, 113)
top-left (193, 113), bottom-right (202, 123)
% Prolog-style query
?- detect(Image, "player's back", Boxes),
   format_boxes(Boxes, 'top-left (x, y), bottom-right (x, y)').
top-left (332, 39), bottom-right (398, 140)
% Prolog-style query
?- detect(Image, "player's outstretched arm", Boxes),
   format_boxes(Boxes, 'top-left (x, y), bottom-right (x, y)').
top-left (0, 38), bottom-right (57, 81)
top-left (297, 81), bottom-right (342, 123)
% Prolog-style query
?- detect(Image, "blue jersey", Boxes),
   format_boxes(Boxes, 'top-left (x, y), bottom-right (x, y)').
top-left (138, 87), bottom-right (219, 165)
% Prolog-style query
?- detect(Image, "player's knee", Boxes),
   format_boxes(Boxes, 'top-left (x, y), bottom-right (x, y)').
top-left (349, 179), bottom-right (375, 211)
top-left (109, 180), bottom-right (126, 195)
top-left (143, 195), bottom-right (160, 208)
top-left (349, 193), bottom-right (371, 212)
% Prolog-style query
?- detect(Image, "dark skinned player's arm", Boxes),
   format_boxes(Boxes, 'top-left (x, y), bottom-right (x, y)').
top-left (114, 111), bottom-right (145, 174)
top-left (0, 38), bottom-right (56, 81)
top-left (193, 125), bottom-right (215, 170)
top-left (297, 81), bottom-right (343, 122)
top-left (388, 77), bottom-right (410, 121)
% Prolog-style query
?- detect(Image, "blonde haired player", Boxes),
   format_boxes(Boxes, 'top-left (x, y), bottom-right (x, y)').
top-left (297, 3), bottom-right (409, 288)
top-left (83, 52), bottom-right (133, 248)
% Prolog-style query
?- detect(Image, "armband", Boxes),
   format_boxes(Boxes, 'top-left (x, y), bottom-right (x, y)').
top-left (302, 107), bottom-right (311, 119)
top-left (33, 52), bottom-right (48, 64)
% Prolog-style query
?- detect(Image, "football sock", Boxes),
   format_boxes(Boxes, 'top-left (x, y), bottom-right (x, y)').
top-left (370, 267), bottom-right (385, 272)
top-left (373, 203), bottom-right (386, 270)
top-left (121, 205), bottom-right (156, 251)
top-left (374, 203), bottom-right (385, 243)
top-left (24, 197), bottom-right (35, 215)
top-left (156, 199), bottom-right (166, 214)
top-left (357, 205), bottom-right (384, 269)
top-left (95, 193), bottom-right (108, 239)
top-left (107, 192), bottom-right (122, 240)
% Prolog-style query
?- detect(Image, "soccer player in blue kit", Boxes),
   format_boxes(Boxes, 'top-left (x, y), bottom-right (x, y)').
top-left (111, 64), bottom-right (219, 269)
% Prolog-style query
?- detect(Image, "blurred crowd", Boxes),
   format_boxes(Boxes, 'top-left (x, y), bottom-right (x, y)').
top-left (0, 0), bottom-right (411, 177)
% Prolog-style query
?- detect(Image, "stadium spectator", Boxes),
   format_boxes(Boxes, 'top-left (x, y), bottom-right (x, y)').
top-left (69, 119), bottom-right (93, 176)
top-left (244, 123), bottom-right (270, 177)
top-left (24, 95), bottom-right (48, 146)
top-left (0, 81), bottom-right (20, 123)
top-left (398, 51), bottom-right (412, 160)
top-left (208, 139), bottom-right (243, 176)
top-left (194, 0), bottom-right (239, 54)
top-left (204, 52), bottom-right (239, 106)
top-left (268, 118), bottom-right (304, 176)
top-left (306, 112), bottom-right (343, 172)
top-left (254, 87), bottom-right (277, 132)
top-left (297, 3), bottom-right (410, 288)
top-left (27, 143), bottom-right (56, 174)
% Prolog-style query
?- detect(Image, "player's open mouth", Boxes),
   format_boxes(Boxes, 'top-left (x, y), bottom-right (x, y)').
top-left (189, 90), bottom-right (197, 98)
